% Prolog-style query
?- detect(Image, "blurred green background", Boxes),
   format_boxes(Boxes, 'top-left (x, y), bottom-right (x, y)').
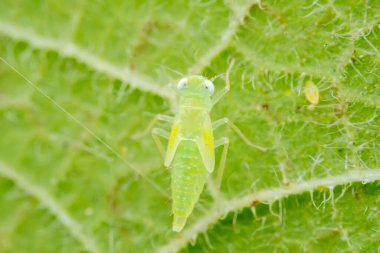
top-left (0, 1), bottom-right (379, 252)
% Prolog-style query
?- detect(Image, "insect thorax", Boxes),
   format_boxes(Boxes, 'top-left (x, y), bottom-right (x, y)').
top-left (179, 94), bottom-right (212, 111)
top-left (176, 107), bottom-right (211, 138)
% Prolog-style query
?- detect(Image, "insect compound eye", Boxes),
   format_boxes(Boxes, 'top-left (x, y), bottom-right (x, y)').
top-left (203, 79), bottom-right (214, 95)
top-left (177, 78), bottom-right (188, 91)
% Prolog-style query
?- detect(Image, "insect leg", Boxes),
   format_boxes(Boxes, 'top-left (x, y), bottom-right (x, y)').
top-left (206, 137), bottom-right (229, 202)
top-left (132, 114), bottom-right (174, 139)
top-left (151, 128), bottom-right (170, 159)
top-left (211, 58), bottom-right (235, 107)
top-left (214, 137), bottom-right (229, 190)
top-left (212, 118), bottom-right (268, 152)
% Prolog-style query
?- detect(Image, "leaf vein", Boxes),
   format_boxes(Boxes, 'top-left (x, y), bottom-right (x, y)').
top-left (188, 0), bottom-right (261, 74)
top-left (0, 162), bottom-right (101, 253)
top-left (158, 169), bottom-right (380, 253)
top-left (0, 22), bottom-right (175, 103)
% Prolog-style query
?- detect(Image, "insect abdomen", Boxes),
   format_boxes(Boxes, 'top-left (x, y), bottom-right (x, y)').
top-left (171, 140), bottom-right (207, 232)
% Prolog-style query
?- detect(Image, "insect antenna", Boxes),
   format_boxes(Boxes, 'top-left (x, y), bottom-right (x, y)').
top-left (210, 58), bottom-right (236, 82)
top-left (210, 72), bottom-right (225, 82)
top-left (150, 62), bottom-right (185, 77)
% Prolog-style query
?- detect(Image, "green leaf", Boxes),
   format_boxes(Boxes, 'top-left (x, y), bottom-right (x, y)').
top-left (0, 1), bottom-right (379, 252)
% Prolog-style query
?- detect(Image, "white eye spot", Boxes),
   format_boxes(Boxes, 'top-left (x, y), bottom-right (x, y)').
top-left (177, 78), bottom-right (188, 91)
top-left (204, 80), bottom-right (214, 95)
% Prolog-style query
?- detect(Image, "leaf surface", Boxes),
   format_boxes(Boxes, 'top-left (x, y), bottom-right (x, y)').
top-left (0, 1), bottom-right (379, 252)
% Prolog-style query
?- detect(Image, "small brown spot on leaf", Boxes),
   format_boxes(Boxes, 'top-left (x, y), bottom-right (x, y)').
top-left (250, 200), bottom-right (260, 207)
top-left (335, 102), bottom-right (346, 118)
top-left (261, 103), bottom-right (269, 111)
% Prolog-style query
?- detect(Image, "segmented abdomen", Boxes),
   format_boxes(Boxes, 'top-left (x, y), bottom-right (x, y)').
top-left (171, 140), bottom-right (207, 232)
